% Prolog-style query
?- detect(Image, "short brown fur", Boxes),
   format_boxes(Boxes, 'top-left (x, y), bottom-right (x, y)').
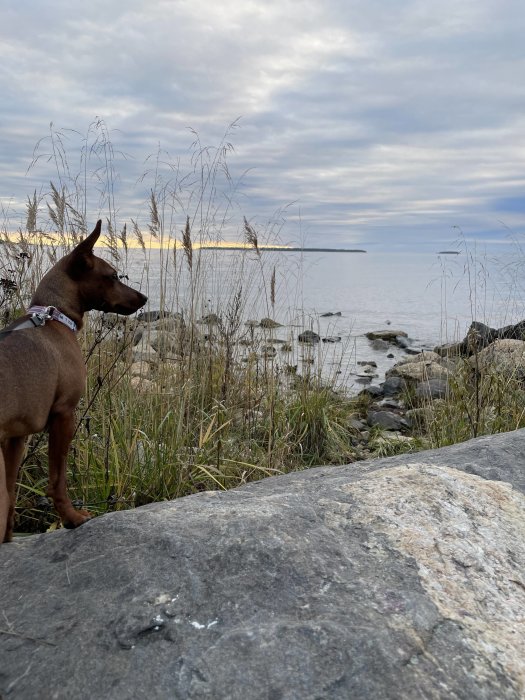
top-left (0, 221), bottom-right (147, 542)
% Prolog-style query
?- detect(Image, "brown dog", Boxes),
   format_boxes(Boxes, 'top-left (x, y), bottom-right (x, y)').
top-left (0, 220), bottom-right (147, 542)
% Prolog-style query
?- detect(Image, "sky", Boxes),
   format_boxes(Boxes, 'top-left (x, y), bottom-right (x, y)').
top-left (1, 0), bottom-right (525, 250)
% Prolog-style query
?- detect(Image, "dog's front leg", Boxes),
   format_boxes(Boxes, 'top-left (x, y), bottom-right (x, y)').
top-left (47, 411), bottom-right (92, 529)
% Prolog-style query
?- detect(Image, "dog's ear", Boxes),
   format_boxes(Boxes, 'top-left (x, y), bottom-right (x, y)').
top-left (66, 220), bottom-right (102, 278)
top-left (74, 220), bottom-right (102, 256)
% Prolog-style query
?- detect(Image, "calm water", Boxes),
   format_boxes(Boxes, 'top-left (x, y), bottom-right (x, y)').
top-left (120, 247), bottom-right (525, 393)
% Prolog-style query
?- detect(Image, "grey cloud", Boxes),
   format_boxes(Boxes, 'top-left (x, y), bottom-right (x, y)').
top-left (1, 0), bottom-right (525, 248)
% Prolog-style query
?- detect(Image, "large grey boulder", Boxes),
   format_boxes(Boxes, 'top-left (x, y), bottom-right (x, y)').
top-left (469, 338), bottom-right (525, 378)
top-left (1, 431), bottom-right (525, 699)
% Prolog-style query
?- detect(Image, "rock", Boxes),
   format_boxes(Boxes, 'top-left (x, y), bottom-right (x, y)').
top-left (386, 352), bottom-right (395, 359)
top-left (434, 341), bottom-right (465, 357)
top-left (359, 385), bottom-right (384, 398)
top-left (322, 336), bottom-right (342, 343)
top-left (298, 330), bottom-right (320, 343)
top-left (387, 361), bottom-right (449, 384)
top-left (152, 314), bottom-right (184, 332)
top-left (395, 335), bottom-right (411, 349)
top-left (348, 418), bottom-right (367, 431)
top-left (132, 339), bottom-right (157, 363)
top-left (406, 405), bottom-right (442, 429)
top-left (138, 310), bottom-right (173, 323)
top-left (2, 432), bottom-right (525, 698)
top-left (469, 339), bottom-right (525, 378)
top-left (366, 330), bottom-right (408, 341)
top-left (378, 398), bottom-right (404, 410)
top-left (397, 351), bottom-right (444, 366)
top-left (381, 376), bottom-right (408, 397)
top-left (415, 378), bottom-right (449, 401)
top-left (355, 375), bottom-right (372, 383)
top-left (358, 360), bottom-right (377, 367)
top-left (259, 318), bottom-right (282, 329)
top-left (367, 410), bottom-right (410, 431)
top-left (320, 311), bottom-right (342, 317)
top-left (149, 330), bottom-right (182, 358)
top-left (371, 339), bottom-right (390, 352)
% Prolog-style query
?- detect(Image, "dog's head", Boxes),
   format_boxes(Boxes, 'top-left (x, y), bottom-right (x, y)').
top-left (67, 220), bottom-right (148, 315)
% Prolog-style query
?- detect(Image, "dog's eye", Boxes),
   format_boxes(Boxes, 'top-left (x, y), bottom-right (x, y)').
top-left (111, 272), bottom-right (119, 280)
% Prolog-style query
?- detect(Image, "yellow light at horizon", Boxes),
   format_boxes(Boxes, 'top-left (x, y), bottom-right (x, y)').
top-left (1, 231), bottom-right (291, 251)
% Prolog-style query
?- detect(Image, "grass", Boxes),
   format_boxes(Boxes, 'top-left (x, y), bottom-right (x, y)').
top-left (1, 121), bottom-right (370, 534)
top-left (3, 120), bottom-right (525, 535)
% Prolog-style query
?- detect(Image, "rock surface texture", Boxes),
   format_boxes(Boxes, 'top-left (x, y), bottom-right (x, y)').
top-left (1, 431), bottom-right (525, 699)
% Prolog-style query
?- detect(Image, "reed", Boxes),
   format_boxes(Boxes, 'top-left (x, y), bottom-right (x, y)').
top-left (1, 122), bottom-right (363, 534)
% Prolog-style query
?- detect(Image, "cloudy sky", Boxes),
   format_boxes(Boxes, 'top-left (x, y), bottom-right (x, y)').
top-left (1, 0), bottom-right (525, 250)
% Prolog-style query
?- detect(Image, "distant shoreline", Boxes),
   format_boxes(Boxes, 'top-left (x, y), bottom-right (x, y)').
top-left (199, 246), bottom-right (368, 253)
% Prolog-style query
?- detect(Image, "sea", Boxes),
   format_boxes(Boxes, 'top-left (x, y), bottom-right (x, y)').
top-left (119, 246), bottom-right (525, 394)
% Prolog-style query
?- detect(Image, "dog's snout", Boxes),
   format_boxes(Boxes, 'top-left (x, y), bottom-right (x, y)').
top-left (137, 292), bottom-right (148, 307)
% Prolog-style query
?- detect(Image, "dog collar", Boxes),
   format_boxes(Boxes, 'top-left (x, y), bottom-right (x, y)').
top-left (26, 305), bottom-right (78, 332)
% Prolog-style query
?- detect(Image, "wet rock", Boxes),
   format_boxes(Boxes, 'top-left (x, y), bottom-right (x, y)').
top-left (366, 330), bottom-right (408, 342)
top-left (320, 311), bottom-right (342, 317)
top-left (298, 330), bottom-right (320, 343)
top-left (322, 336), bottom-right (342, 343)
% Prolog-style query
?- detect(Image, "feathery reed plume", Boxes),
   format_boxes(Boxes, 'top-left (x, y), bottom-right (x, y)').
top-left (118, 223), bottom-right (128, 253)
top-left (270, 266), bottom-right (276, 307)
top-left (26, 191), bottom-right (38, 234)
top-left (243, 217), bottom-right (259, 255)
top-left (149, 191), bottom-right (160, 238)
top-left (182, 216), bottom-right (193, 271)
top-left (131, 218), bottom-right (146, 252)
top-left (105, 218), bottom-right (119, 261)
top-left (47, 182), bottom-right (67, 233)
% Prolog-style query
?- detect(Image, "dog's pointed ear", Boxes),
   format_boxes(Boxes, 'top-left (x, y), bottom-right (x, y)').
top-left (74, 220), bottom-right (102, 256)
top-left (66, 220), bottom-right (101, 278)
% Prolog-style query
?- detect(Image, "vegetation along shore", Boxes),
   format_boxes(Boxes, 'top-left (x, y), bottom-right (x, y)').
top-left (1, 125), bottom-right (523, 536)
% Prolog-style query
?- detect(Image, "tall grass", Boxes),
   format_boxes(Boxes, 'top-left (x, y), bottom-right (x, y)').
top-left (0, 121), bottom-right (361, 534)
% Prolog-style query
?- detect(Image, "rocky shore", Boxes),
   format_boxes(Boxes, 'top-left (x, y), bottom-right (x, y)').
top-left (106, 311), bottom-right (525, 460)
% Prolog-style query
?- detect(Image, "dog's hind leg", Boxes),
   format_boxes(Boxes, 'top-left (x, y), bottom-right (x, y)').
top-left (0, 447), bottom-right (8, 543)
top-left (47, 411), bottom-right (91, 529)
top-left (1, 437), bottom-right (26, 542)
